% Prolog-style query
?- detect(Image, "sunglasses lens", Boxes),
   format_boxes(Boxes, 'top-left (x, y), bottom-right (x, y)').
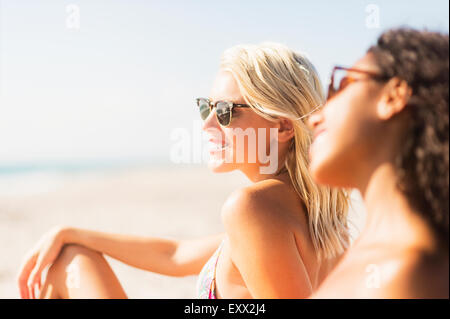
top-left (216, 101), bottom-right (231, 126)
top-left (327, 69), bottom-right (347, 100)
top-left (327, 83), bottom-right (335, 100)
top-left (197, 99), bottom-right (211, 120)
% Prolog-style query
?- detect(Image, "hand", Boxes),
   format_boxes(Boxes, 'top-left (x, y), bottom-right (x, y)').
top-left (17, 226), bottom-right (69, 299)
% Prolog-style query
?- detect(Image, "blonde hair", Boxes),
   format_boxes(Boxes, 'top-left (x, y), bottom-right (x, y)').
top-left (221, 43), bottom-right (350, 260)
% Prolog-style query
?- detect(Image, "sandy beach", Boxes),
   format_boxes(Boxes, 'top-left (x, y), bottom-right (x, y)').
top-left (0, 165), bottom-right (365, 299)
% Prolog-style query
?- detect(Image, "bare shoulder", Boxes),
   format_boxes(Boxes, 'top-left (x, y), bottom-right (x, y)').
top-left (379, 249), bottom-right (449, 298)
top-left (313, 247), bottom-right (449, 299)
top-left (220, 180), bottom-right (317, 298)
top-left (221, 179), bottom-right (304, 232)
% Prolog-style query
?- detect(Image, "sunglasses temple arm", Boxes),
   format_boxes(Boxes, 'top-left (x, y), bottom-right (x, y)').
top-left (293, 104), bottom-right (323, 121)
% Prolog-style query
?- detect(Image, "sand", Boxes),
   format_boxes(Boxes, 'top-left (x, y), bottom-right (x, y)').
top-left (0, 165), bottom-right (365, 299)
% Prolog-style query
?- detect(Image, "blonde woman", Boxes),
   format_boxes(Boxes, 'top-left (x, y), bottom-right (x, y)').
top-left (18, 43), bottom-right (349, 299)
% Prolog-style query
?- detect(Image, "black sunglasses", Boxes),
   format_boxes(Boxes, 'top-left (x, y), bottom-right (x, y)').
top-left (195, 98), bottom-right (251, 127)
top-left (327, 66), bottom-right (388, 101)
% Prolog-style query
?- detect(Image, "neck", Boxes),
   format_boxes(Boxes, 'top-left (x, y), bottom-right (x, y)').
top-left (356, 161), bottom-right (437, 251)
top-left (240, 163), bottom-right (289, 183)
top-left (239, 150), bottom-right (290, 183)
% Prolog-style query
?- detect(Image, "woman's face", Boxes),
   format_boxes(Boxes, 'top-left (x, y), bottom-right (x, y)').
top-left (308, 53), bottom-right (388, 188)
top-left (203, 70), bottom-right (280, 176)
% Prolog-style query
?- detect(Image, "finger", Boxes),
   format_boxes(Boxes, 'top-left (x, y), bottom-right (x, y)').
top-left (26, 248), bottom-right (56, 299)
top-left (34, 283), bottom-right (40, 299)
top-left (28, 281), bottom-right (34, 299)
top-left (31, 283), bottom-right (38, 300)
top-left (29, 258), bottom-right (47, 297)
top-left (19, 279), bottom-right (28, 299)
top-left (36, 275), bottom-right (42, 291)
top-left (17, 254), bottom-right (38, 299)
top-left (19, 282), bottom-right (28, 299)
top-left (18, 271), bottom-right (29, 299)
top-left (28, 280), bottom-right (39, 300)
top-left (28, 267), bottom-right (41, 300)
top-left (30, 284), bottom-right (35, 300)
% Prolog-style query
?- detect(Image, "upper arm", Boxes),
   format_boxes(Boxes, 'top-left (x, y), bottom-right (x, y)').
top-left (222, 187), bottom-right (313, 298)
top-left (171, 233), bottom-right (225, 276)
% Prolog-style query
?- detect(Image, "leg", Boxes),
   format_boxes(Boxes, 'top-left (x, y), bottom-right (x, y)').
top-left (39, 244), bottom-right (127, 299)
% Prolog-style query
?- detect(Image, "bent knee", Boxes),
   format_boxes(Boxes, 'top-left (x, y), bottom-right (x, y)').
top-left (56, 244), bottom-right (103, 268)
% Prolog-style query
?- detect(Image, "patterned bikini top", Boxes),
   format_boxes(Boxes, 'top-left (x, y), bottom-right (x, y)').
top-left (196, 240), bottom-right (225, 299)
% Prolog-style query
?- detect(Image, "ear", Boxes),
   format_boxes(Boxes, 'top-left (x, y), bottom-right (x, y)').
top-left (377, 77), bottom-right (412, 120)
top-left (277, 118), bottom-right (295, 143)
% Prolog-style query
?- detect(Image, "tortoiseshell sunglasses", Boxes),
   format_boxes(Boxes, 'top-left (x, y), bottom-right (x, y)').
top-left (327, 66), bottom-right (388, 100)
top-left (195, 98), bottom-right (251, 127)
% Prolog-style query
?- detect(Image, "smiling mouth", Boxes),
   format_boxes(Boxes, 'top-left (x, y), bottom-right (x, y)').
top-left (208, 141), bottom-right (230, 152)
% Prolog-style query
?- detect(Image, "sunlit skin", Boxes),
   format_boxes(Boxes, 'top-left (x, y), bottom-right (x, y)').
top-left (308, 53), bottom-right (449, 298)
top-left (205, 70), bottom-right (285, 180)
top-left (17, 70), bottom-right (341, 299)
top-left (206, 70), bottom-right (341, 298)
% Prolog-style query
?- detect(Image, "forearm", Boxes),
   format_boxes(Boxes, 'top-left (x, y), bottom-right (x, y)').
top-left (61, 227), bottom-right (182, 276)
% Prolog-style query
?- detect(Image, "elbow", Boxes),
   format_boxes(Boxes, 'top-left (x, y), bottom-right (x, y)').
top-left (162, 240), bottom-right (193, 277)
top-left (167, 258), bottom-right (197, 277)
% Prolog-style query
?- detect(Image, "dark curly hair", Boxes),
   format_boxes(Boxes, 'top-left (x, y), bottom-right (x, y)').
top-left (368, 28), bottom-right (449, 246)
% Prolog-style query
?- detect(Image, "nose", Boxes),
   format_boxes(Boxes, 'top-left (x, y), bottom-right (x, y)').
top-left (202, 108), bottom-right (221, 132)
top-left (307, 108), bottom-right (324, 131)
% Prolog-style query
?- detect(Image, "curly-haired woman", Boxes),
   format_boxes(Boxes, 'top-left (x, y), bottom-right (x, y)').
top-left (309, 28), bottom-right (449, 298)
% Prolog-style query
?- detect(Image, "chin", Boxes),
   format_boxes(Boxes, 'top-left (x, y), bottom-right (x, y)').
top-left (310, 141), bottom-right (361, 188)
top-left (309, 160), bottom-right (328, 185)
top-left (310, 152), bottom-right (340, 186)
top-left (310, 157), bottom-right (356, 188)
top-left (207, 158), bottom-right (236, 173)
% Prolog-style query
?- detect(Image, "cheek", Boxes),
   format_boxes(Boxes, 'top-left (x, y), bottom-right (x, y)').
top-left (224, 116), bottom-right (276, 164)
top-left (227, 113), bottom-right (271, 143)
top-left (222, 128), bottom-right (236, 144)
top-left (310, 90), bottom-right (380, 186)
top-left (251, 118), bottom-right (277, 155)
top-left (328, 87), bottom-right (379, 148)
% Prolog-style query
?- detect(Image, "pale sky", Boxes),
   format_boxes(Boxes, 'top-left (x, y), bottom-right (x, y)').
top-left (0, 0), bottom-right (448, 166)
